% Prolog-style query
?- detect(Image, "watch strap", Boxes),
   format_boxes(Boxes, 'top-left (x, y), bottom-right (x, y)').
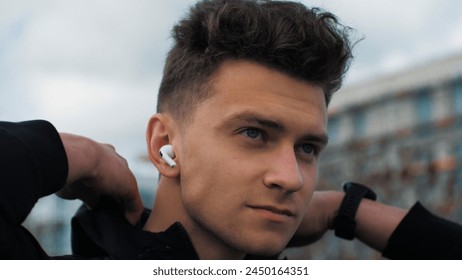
top-left (333, 182), bottom-right (377, 240)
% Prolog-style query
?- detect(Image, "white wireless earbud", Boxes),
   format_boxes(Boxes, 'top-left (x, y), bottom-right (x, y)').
top-left (159, 144), bottom-right (176, 168)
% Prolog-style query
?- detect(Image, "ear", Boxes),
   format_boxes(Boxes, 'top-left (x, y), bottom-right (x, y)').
top-left (146, 113), bottom-right (180, 178)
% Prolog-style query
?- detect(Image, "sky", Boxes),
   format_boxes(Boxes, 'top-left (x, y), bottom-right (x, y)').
top-left (1, 0), bottom-right (462, 177)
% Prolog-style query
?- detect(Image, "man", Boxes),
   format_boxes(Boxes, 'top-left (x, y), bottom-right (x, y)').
top-left (140, 0), bottom-right (349, 259)
top-left (2, 0), bottom-right (462, 260)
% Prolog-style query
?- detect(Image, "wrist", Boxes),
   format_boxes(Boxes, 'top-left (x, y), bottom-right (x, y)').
top-left (61, 133), bottom-right (100, 184)
top-left (326, 191), bottom-right (345, 230)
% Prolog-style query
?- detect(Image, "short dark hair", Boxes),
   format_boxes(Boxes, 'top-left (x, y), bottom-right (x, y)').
top-left (157, 0), bottom-right (354, 123)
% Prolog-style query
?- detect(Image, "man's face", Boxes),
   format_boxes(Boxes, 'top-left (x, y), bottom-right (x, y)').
top-left (176, 60), bottom-right (328, 256)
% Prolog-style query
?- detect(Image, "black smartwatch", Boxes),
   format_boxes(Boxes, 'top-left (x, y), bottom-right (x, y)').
top-left (333, 182), bottom-right (377, 240)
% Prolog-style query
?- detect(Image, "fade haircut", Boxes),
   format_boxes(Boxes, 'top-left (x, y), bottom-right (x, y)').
top-left (157, 0), bottom-right (354, 123)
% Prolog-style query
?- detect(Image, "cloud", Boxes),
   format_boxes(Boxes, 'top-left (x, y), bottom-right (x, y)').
top-left (16, 1), bottom-right (159, 79)
top-left (307, 0), bottom-right (462, 85)
top-left (23, 71), bottom-right (158, 156)
top-left (0, 0), bottom-right (192, 160)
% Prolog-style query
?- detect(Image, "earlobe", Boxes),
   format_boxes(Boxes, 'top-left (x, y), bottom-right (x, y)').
top-left (146, 114), bottom-right (180, 177)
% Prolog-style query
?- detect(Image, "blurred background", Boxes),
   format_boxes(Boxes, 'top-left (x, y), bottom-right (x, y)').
top-left (1, 0), bottom-right (462, 258)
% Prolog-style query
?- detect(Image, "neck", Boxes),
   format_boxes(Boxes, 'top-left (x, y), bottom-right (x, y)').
top-left (143, 177), bottom-right (246, 260)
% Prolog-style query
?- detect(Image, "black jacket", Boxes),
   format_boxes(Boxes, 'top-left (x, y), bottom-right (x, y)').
top-left (2, 120), bottom-right (462, 259)
top-left (0, 120), bottom-right (68, 259)
top-left (71, 199), bottom-right (200, 259)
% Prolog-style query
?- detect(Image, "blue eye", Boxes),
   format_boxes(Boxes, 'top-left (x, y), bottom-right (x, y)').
top-left (301, 144), bottom-right (315, 154)
top-left (243, 128), bottom-right (261, 139)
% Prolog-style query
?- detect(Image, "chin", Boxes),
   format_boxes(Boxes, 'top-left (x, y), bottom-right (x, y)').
top-left (239, 237), bottom-right (289, 257)
top-left (248, 247), bottom-right (283, 257)
top-left (232, 227), bottom-right (296, 257)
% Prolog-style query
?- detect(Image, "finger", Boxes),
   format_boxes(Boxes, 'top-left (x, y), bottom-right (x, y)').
top-left (122, 190), bottom-right (144, 225)
top-left (103, 143), bottom-right (116, 151)
top-left (103, 144), bottom-right (131, 164)
top-left (114, 172), bottom-right (144, 225)
top-left (58, 181), bottom-right (100, 208)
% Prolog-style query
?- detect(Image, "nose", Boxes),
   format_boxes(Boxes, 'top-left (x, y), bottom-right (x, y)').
top-left (263, 146), bottom-right (304, 193)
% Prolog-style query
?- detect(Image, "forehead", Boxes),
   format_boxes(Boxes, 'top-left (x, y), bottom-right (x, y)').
top-left (191, 60), bottom-right (328, 130)
top-left (213, 60), bottom-right (324, 98)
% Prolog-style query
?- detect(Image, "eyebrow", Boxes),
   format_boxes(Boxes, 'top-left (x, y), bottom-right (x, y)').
top-left (225, 111), bottom-right (329, 145)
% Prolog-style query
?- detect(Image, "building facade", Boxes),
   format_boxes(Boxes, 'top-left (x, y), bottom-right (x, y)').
top-left (286, 53), bottom-right (462, 259)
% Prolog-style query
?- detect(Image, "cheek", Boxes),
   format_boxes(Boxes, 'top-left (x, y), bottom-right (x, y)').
top-left (180, 146), bottom-right (231, 204)
top-left (302, 162), bottom-right (319, 186)
top-left (180, 151), bottom-right (256, 222)
top-left (299, 165), bottom-right (319, 199)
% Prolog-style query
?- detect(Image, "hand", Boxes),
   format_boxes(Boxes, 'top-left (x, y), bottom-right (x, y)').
top-left (57, 133), bottom-right (144, 225)
top-left (289, 191), bottom-right (343, 246)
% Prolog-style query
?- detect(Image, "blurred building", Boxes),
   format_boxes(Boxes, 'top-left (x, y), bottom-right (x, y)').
top-left (286, 52), bottom-right (462, 259)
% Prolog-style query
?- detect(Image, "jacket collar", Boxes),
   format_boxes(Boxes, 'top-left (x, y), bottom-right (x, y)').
top-left (71, 197), bottom-right (199, 260)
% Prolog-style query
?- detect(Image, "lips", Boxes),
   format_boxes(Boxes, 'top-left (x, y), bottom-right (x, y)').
top-left (247, 205), bottom-right (295, 217)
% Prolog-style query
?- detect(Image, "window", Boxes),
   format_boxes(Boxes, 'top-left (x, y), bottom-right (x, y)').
top-left (327, 116), bottom-right (340, 144)
top-left (453, 78), bottom-right (462, 115)
top-left (415, 89), bottom-right (432, 123)
top-left (454, 143), bottom-right (462, 201)
top-left (353, 109), bottom-right (366, 137)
